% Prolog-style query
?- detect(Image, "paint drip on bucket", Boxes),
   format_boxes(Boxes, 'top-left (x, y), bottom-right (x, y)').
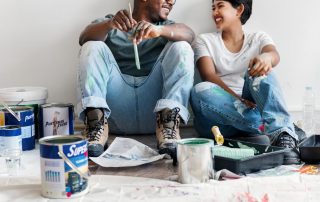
top-left (39, 135), bottom-right (89, 199)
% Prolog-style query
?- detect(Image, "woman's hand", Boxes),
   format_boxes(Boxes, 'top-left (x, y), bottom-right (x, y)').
top-left (248, 53), bottom-right (273, 77)
top-left (240, 98), bottom-right (256, 109)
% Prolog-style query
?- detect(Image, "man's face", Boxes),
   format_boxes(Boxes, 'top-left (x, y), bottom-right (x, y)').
top-left (146, 0), bottom-right (176, 21)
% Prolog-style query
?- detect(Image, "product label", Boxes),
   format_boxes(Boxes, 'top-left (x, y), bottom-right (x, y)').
top-left (0, 136), bottom-right (22, 151)
top-left (0, 112), bottom-right (4, 126)
top-left (43, 107), bottom-right (70, 136)
top-left (40, 142), bottom-right (88, 198)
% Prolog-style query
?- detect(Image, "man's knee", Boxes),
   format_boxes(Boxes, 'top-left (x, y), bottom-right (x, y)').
top-left (171, 41), bottom-right (194, 58)
top-left (80, 41), bottom-right (110, 56)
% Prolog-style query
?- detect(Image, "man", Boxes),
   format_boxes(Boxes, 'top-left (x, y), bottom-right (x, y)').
top-left (77, 0), bottom-right (195, 158)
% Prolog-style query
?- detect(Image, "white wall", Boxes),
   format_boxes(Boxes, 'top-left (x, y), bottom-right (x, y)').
top-left (0, 0), bottom-right (319, 111)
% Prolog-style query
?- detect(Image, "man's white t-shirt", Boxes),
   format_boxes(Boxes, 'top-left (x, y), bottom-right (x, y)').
top-left (192, 31), bottom-right (275, 95)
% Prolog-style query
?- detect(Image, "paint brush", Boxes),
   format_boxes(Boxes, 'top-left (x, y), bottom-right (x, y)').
top-left (0, 100), bottom-right (21, 122)
top-left (211, 126), bottom-right (224, 146)
top-left (129, 2), bottom-right (141, 70)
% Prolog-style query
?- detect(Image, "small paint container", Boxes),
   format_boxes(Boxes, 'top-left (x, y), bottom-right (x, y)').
top-left (0, 125), bottom-right (22, 153)
top-left (177, 138), bottom-right (214, 184)
top-left (39, 103), bottom-right (74, 138)
top-left (39, 135), bottom-right (89, 199)
top-left (1, 106), bottom-right (35, 151)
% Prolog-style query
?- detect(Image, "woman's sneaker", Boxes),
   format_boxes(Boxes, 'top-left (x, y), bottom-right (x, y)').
top-left (273, 132), bottom-right (300, 165)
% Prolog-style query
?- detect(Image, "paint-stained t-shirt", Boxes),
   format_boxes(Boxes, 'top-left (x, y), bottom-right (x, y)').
top-left (192, 31), bottom-right (275, 95)
top-left (93, 15), bottom-right (174, 77)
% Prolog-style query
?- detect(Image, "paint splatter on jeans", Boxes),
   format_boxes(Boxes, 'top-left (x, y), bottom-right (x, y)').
top-left (77, 41), bottom-right (194, 134)
top-left (190, 72), bottom-right (297, 142)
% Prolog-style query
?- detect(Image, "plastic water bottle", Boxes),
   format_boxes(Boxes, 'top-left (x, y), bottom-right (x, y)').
top-left (303, 86), bottom-right (315, 137)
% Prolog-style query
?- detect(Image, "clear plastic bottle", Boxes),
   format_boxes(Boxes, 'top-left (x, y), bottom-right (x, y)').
top-left (303, 86), bottom-right (315, 137)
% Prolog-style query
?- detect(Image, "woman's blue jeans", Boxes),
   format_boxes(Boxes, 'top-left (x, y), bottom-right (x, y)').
top-left (190, 72), bottom-right (298, 143)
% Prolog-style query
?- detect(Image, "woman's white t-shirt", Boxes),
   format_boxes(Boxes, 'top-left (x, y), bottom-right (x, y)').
top-left (192, 31), bottom-right (275, 95)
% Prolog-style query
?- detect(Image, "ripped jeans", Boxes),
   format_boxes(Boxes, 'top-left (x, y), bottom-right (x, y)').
top-left (190, 72), bottom-right (297, 142)
top-left (77, 41), bottom-right (194, 134)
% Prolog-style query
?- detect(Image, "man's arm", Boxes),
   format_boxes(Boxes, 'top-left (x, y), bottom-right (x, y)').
top-left (79, 10), bottom-right (137, 46)
top-left (133, 22), bottom-right (195, 44)
top-left (79, 20), bottom-right (114, 46)
top-left (159, 23), bottom-right (195, 44)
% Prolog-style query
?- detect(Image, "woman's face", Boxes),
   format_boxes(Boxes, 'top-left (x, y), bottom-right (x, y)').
top-left (211, 0), bottom-right (240, 30)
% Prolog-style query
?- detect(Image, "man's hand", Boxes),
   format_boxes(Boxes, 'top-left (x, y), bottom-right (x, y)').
top-left (132, 21), bottom-right (163, 44)
top-left (248, 53), bottom-right (273, 77)
top-left (112, 9), bottom-right (137, 32)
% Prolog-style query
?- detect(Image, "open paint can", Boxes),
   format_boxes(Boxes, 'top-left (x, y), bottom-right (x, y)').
top-left (0, 106), bottom-right (35, 151)
top-left (177, 138), bottom-right (214, 184)
top-left (39, 135), bottom-right (89, 198)
top-left (0, 87), bottom-right (48, 139)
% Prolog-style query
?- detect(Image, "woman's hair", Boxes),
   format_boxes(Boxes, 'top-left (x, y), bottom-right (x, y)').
top-left (221, 0), bottom-right (252, 25)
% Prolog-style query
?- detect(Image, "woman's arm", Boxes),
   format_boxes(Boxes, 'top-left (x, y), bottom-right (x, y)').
top-left (197, 56), bottom-right (256, 108)
top-left (248, 44), bottom-right (280, 77)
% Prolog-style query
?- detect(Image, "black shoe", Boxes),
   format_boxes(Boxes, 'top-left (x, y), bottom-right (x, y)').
top-left (273, 132), bottom-right (300, 165)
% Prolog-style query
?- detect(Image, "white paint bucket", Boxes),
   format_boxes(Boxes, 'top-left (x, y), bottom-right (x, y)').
top-left (177, 138), bottom-right (214, 184)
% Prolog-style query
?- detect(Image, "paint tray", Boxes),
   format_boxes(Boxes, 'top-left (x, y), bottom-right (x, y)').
top-left (214, 139), bottom-right (287, 174)
top-left (299, 135), bottom-right (320, 164)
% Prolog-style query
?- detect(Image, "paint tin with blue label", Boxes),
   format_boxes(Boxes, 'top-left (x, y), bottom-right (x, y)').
top-left (0, 125), bottom-right (22, 152)
top-left (39, 103), bottom-right (74, 138)
top-left (1, 106), bottom-right (35, 151)
top-left (39, 135), bottom-right (89, 199)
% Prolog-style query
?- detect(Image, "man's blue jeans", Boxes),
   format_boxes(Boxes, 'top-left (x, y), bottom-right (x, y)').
top-left (77, 41), bottom-right (194, 134)
top-left (190, 72), bottom-right (298, 143)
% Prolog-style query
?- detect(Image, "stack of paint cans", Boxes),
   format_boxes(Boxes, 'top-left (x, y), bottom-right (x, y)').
top-left (0, 106), bottom-right (35, 151)
top-left (39, 103), bottom-right (74, 138)
top-left (0, 87), bottom-right (48, 139)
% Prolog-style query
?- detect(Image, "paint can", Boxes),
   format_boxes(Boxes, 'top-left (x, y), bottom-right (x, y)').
top-left (39, 135), bottom-right (89, 199)
top-left (177, 138), bottom-right (214, 184)
top-left (0, 87), bottom-right (48, 139)
top-left (39, 103), bottom-right (74, 138)
top-left (0, 125), bottom-right (22, 153)
top-left (1, 106), bottom-right (35, 151)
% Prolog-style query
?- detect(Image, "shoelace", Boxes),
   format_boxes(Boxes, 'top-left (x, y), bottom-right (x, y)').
top-left (161, 108), bottom-right (180, 140)
top-left (277, 134), bottom-right (296, 148)
top-left (87, 119), bottom-right (105, 142)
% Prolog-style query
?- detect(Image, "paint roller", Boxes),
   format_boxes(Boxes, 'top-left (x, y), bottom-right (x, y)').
top-left (211, 126), bottom-right (255, 159)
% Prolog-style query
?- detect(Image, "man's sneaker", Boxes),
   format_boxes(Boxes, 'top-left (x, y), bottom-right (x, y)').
top-left (84, 108), bottom-right (109, 157)
top-left (273, 132), bottom-right (300, 165)
top-left (156, 107), bottom-right (181, 161)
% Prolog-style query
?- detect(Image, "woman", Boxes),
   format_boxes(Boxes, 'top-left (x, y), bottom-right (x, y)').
top-left (190, 0), bottom-right (300, 164)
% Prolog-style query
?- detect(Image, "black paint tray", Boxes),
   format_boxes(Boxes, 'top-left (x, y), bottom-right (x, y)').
top-left (299, 135), bottom-right (320, 164)
top-left (214, 139), bottom-right (287, 174)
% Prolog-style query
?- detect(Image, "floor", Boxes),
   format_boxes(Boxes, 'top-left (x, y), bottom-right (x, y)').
top-left (88, 126), bottom-right (197, 179)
